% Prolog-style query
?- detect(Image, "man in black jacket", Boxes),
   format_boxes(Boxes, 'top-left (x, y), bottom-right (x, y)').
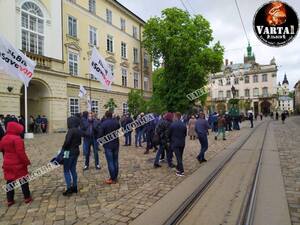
top-left (169, 112), bottom-right (187, 176)
top-left (98, 111), bottom-right (121, 184)
top-left (62, 116), bottom-right (82, 196)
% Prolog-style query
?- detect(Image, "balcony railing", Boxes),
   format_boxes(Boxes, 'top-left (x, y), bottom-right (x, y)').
top-left (24, 51), bottom-right (52, 69)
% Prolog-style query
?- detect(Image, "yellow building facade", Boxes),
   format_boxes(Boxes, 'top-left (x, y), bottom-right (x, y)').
top-left (0, 0), bottom-right (152, 132)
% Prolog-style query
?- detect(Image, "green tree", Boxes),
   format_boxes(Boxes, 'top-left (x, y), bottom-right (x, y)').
top-left (143, 8), bottom-right (224, 112)
top-left (127, 89), bottom-right (146, 117)
top-left (104, 98), bottom-right (117, 112)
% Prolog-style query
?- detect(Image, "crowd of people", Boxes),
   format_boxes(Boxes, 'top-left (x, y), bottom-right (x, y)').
top-left (0, 109), bottom-right (290, 206)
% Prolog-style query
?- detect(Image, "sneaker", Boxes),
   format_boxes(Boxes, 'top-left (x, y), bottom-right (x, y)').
top-left (24, 197), bottom-right (33, 204)
top-left (176, 172), bottom-right (185, 177)
top-left (96, 165), bottom-right (101, 170)
top-left (104, 179), bottom-right (116, 185)
top-left (83, 166), bottom-right (89, 171)
top-left (201, 159), bottom-right (208, 163)
top-left (63, 189), bottom-right (73, 196)
top-left (159, 159), bottom-right (165, 163)
top-left (7, 200), bottom-right (15, 207)
top-left (153, 164), bottom-right (161, 168)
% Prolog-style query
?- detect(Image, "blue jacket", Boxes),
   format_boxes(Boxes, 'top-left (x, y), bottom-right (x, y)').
top-left (98, 118), bottom-right (120, 149)
top-left (169, 120), bottom-right (187, 148)
top-left (195, 118), bottom-right (211, 136)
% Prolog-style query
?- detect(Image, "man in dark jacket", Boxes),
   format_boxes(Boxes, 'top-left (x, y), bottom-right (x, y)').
top-left (144, 117), bottom-right (156, 154)
top-left (123, 114), bottom-right (133, 146)
top-left (62, 116), bottom-right (82, 196)
top-left (195, 112), bottom-right (211, 163)
top-left (98, 111), bottom-right (121, 184)
top-left (153, 112), bottom-right (174, 168)
top-left (169, 112), bottom-right (187, 176)
top-left (248, 112), bottom-right (254, 128)
top-left (81, 111), bottom-right (100, 170)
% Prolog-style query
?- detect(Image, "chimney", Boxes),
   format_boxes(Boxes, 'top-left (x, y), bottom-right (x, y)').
top-left (225, 59), bottom-right (228, 66)
top-left (230, 61), bottom-right (233, 65)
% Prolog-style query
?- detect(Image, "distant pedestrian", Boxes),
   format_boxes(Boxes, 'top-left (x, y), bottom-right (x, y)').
top-left (275, 112), bottom-right (279, 120)
top-left (281, 112), bottom-right (286, 124)
top-left (62, 116), bottom-right (82, 196)
top-left (195, 112), bottom-right (211, 163)
top-left (248, 112), bottom-right (254, 128)
top-left (98, 111), bottom-right (121, 184)
top-left (41, 115), bottom-right (48, 133)
top-left (260, 113), bottom-right (263, 120)
top-left (169, 112), bottom-right (187, 176)
top-left (123, 114), bottom-right (133, 146)
top-left (225, 113), bottom-right (232, 131)
top-left (0, 122), bottom-right (32, 206)
top-left (188, 115), bottom-right (197, 140)
top-left (215, 115), bottom-right (226, 141)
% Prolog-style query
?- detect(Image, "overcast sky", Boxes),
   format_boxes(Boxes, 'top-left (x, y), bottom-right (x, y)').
top-left (118, 0), bottom-right (300, 89)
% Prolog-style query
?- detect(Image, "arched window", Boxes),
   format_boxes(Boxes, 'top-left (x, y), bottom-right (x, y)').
top-left (21, 2), bottom-right (44, 55)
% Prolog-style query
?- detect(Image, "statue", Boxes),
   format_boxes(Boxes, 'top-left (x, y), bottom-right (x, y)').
top-left (231, 85), bottom-right (236, 98)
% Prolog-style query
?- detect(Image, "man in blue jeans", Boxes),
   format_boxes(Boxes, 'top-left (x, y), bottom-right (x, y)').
top-left (98, 111), bottom-right (120, 184)
top-left (195, 112), bottom-right (211, 163)
top-left (81, 112), bottom-right (100, 170)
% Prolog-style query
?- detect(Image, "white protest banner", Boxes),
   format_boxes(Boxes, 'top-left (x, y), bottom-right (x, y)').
top-left (90, 47), bottom-right (113, 90)
top-left (79, 85), bottom-right (87, 98)
top-left (0, 33), bottom-right (36, 87)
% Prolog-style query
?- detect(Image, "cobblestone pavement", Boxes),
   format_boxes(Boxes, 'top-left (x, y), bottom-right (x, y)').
top-left (0, 122), bottom-right (252, 225)
top-left (273, 116), bottom-right (300, 225)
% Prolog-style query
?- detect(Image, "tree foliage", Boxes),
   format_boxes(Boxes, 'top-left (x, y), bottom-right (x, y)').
top-left (127, 90), bottom-right (146, 117)
top-left (143, 8), bottom-right (224, 112)
top-left (104, 98), bottom-right (117, 112)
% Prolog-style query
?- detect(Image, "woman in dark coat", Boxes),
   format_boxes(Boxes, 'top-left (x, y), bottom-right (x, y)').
top-left (0, 122), bottom-right (32, 206)
top-left (62, 116), bottom-right (82, 196)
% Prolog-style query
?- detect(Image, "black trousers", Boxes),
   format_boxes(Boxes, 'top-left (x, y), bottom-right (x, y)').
top-left (173, 146), bottom-right (184, 173)
top-left (6, 180), bottom-right (31, 202)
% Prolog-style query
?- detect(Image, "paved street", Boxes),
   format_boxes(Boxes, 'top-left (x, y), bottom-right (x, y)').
top-left (273, 116), bottom-right (300, 225)
top-left (0, 123), bottom-right (247, 225)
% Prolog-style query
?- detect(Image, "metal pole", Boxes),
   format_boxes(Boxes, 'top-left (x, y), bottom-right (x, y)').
top-left (24, 84), bottom-right (28, 133)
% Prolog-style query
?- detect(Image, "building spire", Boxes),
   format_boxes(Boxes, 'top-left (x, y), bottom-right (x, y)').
top-left (282, 73), bottom-right (289, 85)
top-left (247, 42), bottom-right (252, 57)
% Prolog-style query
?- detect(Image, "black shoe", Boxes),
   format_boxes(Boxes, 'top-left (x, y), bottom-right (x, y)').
top-left (176, 171), bottom-right (185, 177)
top-left (154, 164), bottom-right (161, 168)
top-left (223, 138), bottom-right (226, 141)
top-left (63, 189), bottom-right (73, 196)
top-left (71, 186), bottom-right (78, 194)
top-left (169, 164), bottom-right (176, 168)
top-left (215, 136), bottom-right (217, 140)
top-left (201, 159), bottom-right (207, 162)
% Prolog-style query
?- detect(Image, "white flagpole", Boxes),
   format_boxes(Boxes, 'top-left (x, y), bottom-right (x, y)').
top-left (24, 84), bottom-right (28, 133)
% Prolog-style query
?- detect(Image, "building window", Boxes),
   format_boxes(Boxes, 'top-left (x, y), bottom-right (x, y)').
top-left (69, 98), bottom-right (79, 116)
top-left (91, 100), bottom-right (98, 114)
top-left (121, 42), bottom-right (127, 58)
top-left (218, 79), bottom-right (223, 86)
top-left (89, 26), bottom-right (97, 46)
top-left (253, 88), bottom-right (259, 97)
top-left (234, 77), bottom-right (239, 84)
top-left (122, 102), bottom-right (128, 115)
top-left (68, 16), bottom-right (77, 37)
top-left (107, 35), bottom-right (113, 52)
top-left (21, 2), bottom-right (44, 55)
top-left (262, 74), bottom-right (268, 82)
top-left (245, 76), bottom-right (249, 83)
top-left (226, 77), bottom-right (231, 85)
top-left (235, 90), bottom-right (239, 97)
top-left (120, 18), bottom-right (126, 31)
top-left (89, 0), bottom-right (96, 13)
top-left (134, 72), bottom-right (139, 89)
top-left (133, 48), bottom-right (139, 63)
top-left (144, 77), bottom-right (149, 91)
top-left (144, 53), bottom-right (148, 67)
top-left (262, 87), bottom-right (268, 97)
top-left (133, 26), bottom-right (138, 38)
top-left (108, 64), bottom-right (114, 76)
top-left (245, 89), bottom-right (250, 97)
top-left (253, 74), bottom-right (258, 83)
top-left (218, 91), bottom-right (224, 98)
top-left (69, 52), bottom-right (79, 76)
top-left (121, 68), bottom-right (127, 87)
top-left (226, 90), bottom-right (231, 98)
top-left (106, 9), bottom-right (112, 24)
